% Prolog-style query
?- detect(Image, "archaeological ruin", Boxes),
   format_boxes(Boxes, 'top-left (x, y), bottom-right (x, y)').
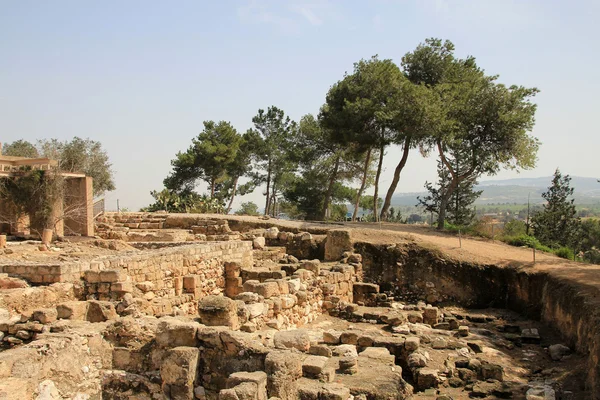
top-left (0, 212), bottom-right (598, 399)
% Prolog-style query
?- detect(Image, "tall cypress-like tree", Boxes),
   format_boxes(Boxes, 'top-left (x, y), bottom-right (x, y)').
top-left (532, 169), bottom-right (581, 248)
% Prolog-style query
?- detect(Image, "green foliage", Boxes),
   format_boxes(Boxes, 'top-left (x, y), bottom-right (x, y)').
top-left (506, 234), bottom-right (552, 253)
top-left (531, 169), bottom-right (581, 249)
top-left (0, 170), bottom-right (65, 231)
top-left (235, 202), bottom-right (260, 216)
top-left (502, 219), bottom-right (527, 237)
top-left (165, 121), bottom-right (245, 197)
top-left (247, 106), bottom-right (297, 215)
top-left (403, 38), bottom-right (539, 229)
top-left (418, 150), bottom-right (482, 226)
top-left (142, 189), bottom-right (223, 214)
top-left (554, 247), bottom-right (575, 260)
top-left (2, 140), bottom-right (39, 158)
top-left (38, 137), bottom-right (115, 196)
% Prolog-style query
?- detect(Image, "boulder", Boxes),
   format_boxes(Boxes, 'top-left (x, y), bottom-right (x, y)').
top-left (32, 308), bottom-right (57, 324)
top-left (549, 344), bottom-right (570, 361)
top-left (198, 295), bottom-right (239, 329)
top-left (86, 300), bottom-right (117, 322)
top-left (161, 347), bottom-right (200, 400)
top-left (56, 301), bottom-right (88, 320)
top-left (265, 351), bottom-right (303, 400)
top-left (274, 329), bottom-right (311, 352)
top-left (156, 317), bottom-right (200, 348)
top-left (227, 371), bottom-right (268, 400)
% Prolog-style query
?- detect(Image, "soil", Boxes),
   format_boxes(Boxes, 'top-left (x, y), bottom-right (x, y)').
top-left (0, 239), bottom-right (138, 263)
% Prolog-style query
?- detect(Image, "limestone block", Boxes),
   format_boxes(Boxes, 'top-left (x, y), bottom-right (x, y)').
top-left (339, 331), bottom-right (359, 345)
top-left (352, 283), bottom-right (379, 305)
top-left (156, 317), bottom-right (200, 348)
top-left (273, 329), bottom-right (311, 352)
top-left (253, 237), bottom-right (266, 250)
top-left (404, 337), bottom-right (420, 352)
top-left (86, 300), bottom-right (117, 322)
top-left (320, 383), bottom-right (351, 400)
top-left (302, 355), bottom-right (328, 378)
top-left (161, 347), bottom-right (199, 398)
top-left (265, 350), bottom-right (302, 400)
top-left (32, 308), bottom-right (57, 324)
top-left (99, 270), bottom-right (125, 283)
top-left (480, 362), bottom-right (504, 381)
top-left (422, 307), bottom-right (439, 325)
top-left (256, 282), bottom-right (280, 299)
top-left (324, 229), bottom-right (353, 261)
top-left (227, 371), bottom-right (268, 400)
top-left (416, 368), bottom-right (439, 390)
top-left (309, 344), bottom-right (332, 358)
top-left (332, 344), bottom-right (357, 358)
top-left (198, 295), bottom-right (239, 329)
top-left (323, 330), bottom-right (341, 345)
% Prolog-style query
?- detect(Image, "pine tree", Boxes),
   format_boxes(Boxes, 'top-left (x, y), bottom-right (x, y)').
top-left (531, 169), bottom-right (581, 248)
top-left (417, 149), bottom-right (482, 226)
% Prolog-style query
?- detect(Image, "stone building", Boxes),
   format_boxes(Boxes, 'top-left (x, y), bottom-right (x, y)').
top-left (0, 143), bottom-right (94, 237)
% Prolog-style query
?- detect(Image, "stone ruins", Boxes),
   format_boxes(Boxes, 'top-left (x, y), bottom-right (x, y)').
top-left (0, 212), bottom-right (598, 399)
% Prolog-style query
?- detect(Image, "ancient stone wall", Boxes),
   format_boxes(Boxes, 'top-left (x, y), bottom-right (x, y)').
top-left (355, 241), bottom-right (600, 396)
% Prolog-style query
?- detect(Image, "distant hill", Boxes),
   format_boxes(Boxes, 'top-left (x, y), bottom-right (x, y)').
top-left (391, 176), bottom-right (600, 206)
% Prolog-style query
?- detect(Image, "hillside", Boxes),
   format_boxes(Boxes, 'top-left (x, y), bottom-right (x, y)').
top-left (391, 176), bottom-right (600, 206)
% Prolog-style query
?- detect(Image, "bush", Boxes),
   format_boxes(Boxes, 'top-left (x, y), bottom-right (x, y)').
top-left (554, 247), bottom-right (574, 260)
top-left (505, 234), bottom-right (552, 253)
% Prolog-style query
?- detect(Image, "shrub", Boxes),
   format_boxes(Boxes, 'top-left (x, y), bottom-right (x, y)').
top-left (505, 234), bottom-right (552, 253)
top-left (554, 247), bottom-right (574, 260)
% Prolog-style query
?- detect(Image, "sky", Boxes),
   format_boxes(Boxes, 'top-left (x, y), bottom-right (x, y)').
top-left (1, 0), bottom-right (599, 212)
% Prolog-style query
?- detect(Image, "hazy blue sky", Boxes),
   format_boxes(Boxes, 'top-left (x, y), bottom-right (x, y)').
top-left (1, 0), bottom-right (598, 211)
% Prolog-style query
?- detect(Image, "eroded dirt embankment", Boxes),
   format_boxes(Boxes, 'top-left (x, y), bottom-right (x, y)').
top-left (355, 240), bottom-right (600, 397)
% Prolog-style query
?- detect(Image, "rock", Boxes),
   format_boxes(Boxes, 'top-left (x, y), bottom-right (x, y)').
top-left (458, 326), bottom-right (469, 337)
top-left (548, 344), bottom-right (570, 361)
top-left (156, 317), bottom-right (200, 347)
top-left (407, 352), bottom-right (428, 368)
top-left (56, 301), bottom-right (88, 320)
top-left (471, 381), bottom-right (501, 398)
top-left (256, 282), bottom-right (280, 299)
top-left (246, 303), bottom-right (267, 319)
top-left (352, 283), bottom-right (379, 305)
top-left (407, 312), bottom-right (424, 324)
top-left (416, 368), bottom-right (439, 390)
top-left (37, 380), bottom-right (61, 400)
top-left (253, 237), bottom-right (266, 250)
top-left (136, 281), bottom-right (155, 292)
top-left (467, 342), bottom-right (483, 353)
top-left (324, 229), bottom-right (353, 261)
top-left (332, 344), bottom-right (358, 358)
top-left (274, 329), bottom-right (311, 352)
top-left (405, 336), bottom-right (420, 352)
top-left (32, 308), bottom-right (58, 324)
top-left (160, 347), bottom-right (199, 399)
top-left (194, 386), bottom-right (207, 400)
top-left (302, 355), bottom-right (329, 378)
top-left (15, 330), bottom-right (31, 340)
top-left (323, 330), bottom-right (341, 345)
top-left (521, 328), bottom-right (541, 344)
top-left (338, 356), bottom-right (358, 375)
top-left (339, 331), bottom-right (359, 345)
top-left (457, 368), bottom-right (477, 383)
top-left (526, 384), bottom-right (556, 400)
top-left (480, 362), bottom-right (504, 381)
top-left (198, 295), bottom-right (239, 329)
top-left (265, 227), bottom-right (279, 239)
top-left (431, 338), bottom-right (447, 349)
top-left (86, 300), bottom-right (117, 322)
top-left (422, 307), bottom-right (439, 325)
top-left (265, 351), bottom-right (303, 400)
top-left (309, 344), bottom-right (333, 358)
top-left (236, 292), bottom-right (261, 304)
top-left (320, 383), bottom-right (351, 400)
top-left (228, 371), bottom-right (268, 400)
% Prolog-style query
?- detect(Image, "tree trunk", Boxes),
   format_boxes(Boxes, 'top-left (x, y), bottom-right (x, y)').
top-left (380, 136), bottom-right (411, 221)
top-left (270, 183), bottom-right (277, 217)
top-left (321, 154), bottom-right (341, 220)
top-left (373, 143), bottom-right (385, 222)
top-left (353, 148), bottom-right (372, 222)
top-left (210, 179), bottom-right (215, 199)
top-left (226, 176), bottom-right (239, 214)
top-left (264, 160), bottom-right (271, 215)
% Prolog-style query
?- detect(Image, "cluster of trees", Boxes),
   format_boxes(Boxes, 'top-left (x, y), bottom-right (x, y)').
top-left (2, 138), bottom-right (115, 196)
top-left (151, 38), bottom-right (539, 230)
top-left (501, 169), bottom-right (600, 263)
top-left (0, 137), bottom-right (115, 232)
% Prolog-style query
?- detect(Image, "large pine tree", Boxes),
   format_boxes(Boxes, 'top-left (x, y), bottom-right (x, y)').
top-left (531, 169), bottom-right (580, 248)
